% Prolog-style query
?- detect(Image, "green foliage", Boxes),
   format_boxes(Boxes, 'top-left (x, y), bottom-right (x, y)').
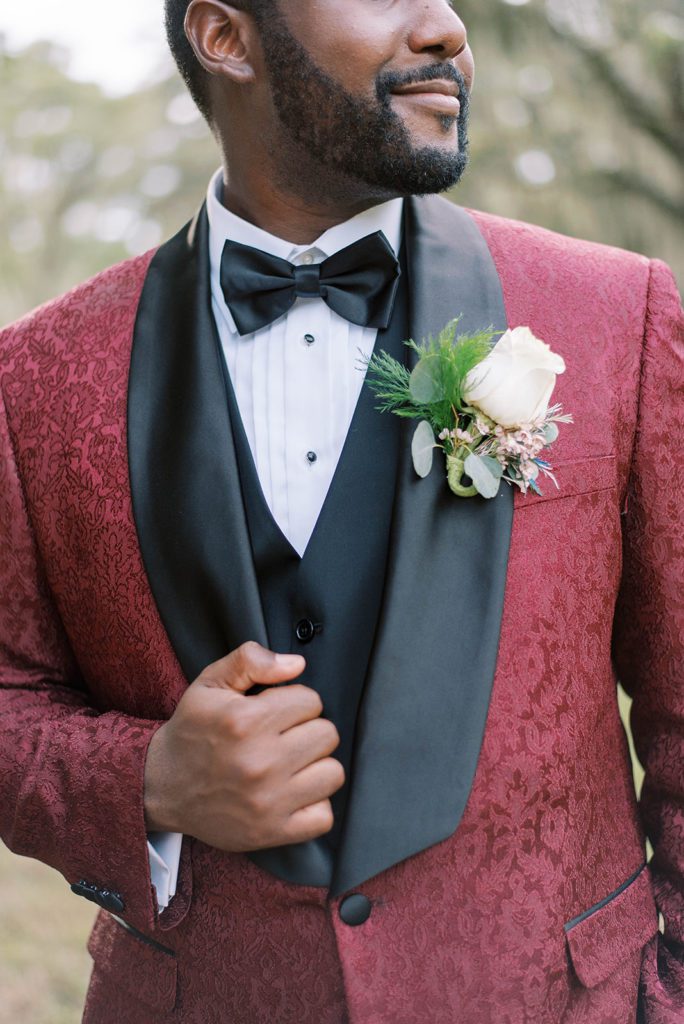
top-left (360, 348), bottom-right (414, 415)
top-left (411, 419), bottom-right (437, 478)
top-left (459, 0), bottom-right (683, 285)
top-left (364, 320), bottom-right (498, 434)
top-left (1, 0), bottom-right (681, 328)
top-left (464, 453), bottom-right (504, 499)
top-left (409, 320), bottom-right (497, 425)
top-left (0, 42), bottom-right (217, 326)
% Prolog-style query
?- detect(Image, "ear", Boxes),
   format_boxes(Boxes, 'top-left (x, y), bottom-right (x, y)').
top-left (184, 0), bottom-right (259, 85)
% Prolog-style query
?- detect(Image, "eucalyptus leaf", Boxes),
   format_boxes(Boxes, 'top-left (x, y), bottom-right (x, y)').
top-left (543, 421), bottom-right (559, 444)
top-left (411, 419), bottom-right (436, 478)
top-left (409, 355), bottom-right (445, 404)
top-left (478, 454), bottom-right (504, 479)
top-left (464, 453), bottom-right (503, 498)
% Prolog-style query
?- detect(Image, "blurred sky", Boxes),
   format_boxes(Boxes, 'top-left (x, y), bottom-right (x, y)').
top-left (1, 2), bottom-right (173, 94)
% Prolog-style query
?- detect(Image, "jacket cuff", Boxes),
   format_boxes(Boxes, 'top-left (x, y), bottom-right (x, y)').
top-left (5, 709), bottom-right (166, 934)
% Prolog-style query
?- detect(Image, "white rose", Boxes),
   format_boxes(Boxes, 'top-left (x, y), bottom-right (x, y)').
top-left (463, 326), bottom-right (566, 428)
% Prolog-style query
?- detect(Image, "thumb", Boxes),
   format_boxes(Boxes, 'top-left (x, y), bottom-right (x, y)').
top-left (197, 641), bottom-right (306, 695)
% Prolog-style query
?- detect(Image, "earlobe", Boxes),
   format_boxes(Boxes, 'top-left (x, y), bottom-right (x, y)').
top-left (184, 0), bottom-right (257, 85)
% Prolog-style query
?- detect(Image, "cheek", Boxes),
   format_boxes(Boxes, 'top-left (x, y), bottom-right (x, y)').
top-left (460, 46), bottom-right (475, 93)
top-left (286, 5), bottom-right (398, 95)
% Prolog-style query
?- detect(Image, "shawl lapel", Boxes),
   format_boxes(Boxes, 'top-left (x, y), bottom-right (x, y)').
top-left (128, 207), bottom-right (268, 683)
top-left (330, 195), bottom-right (513, 896)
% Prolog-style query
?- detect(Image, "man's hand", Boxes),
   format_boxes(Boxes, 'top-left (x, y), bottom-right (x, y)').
top-left (143, 642), bottom-right (344, 851)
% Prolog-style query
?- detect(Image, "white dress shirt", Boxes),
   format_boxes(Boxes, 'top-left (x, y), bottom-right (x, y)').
top-left (147, 169), bottom-right (404, 911)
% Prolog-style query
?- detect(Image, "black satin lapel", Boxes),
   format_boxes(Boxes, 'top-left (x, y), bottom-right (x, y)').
top-left (128, 205), bottom-right (267, 684)
top-left (331, 195), bottom-right (514, 897)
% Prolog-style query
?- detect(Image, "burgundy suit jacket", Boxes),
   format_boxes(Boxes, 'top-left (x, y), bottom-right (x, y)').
top-left (0, 196), bottom-right (682, 1024)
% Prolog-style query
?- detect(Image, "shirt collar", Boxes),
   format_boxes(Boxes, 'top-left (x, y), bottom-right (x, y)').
top-left (206, 167), bottom-right (404, 336)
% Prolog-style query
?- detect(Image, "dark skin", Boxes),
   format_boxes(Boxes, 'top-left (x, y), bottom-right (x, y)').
top-left (185, 0), bottom-right (473, 242)
top-left (144, 643), bottom-right (343, 847)
top-left (144, 1), bottom-right (474, 852)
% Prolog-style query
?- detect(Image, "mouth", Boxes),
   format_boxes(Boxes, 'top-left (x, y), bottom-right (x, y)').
top-left (390, 79), bottom-right (461, 117)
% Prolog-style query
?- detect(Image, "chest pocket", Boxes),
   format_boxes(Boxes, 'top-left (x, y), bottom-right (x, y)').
top-left (513, 454), bottom-right (618, 510)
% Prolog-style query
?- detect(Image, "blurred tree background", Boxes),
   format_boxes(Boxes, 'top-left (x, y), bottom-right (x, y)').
top-left (1, 0), bottom-right (682, 327)
top-left (0, 0), bottom-right (679, 1019)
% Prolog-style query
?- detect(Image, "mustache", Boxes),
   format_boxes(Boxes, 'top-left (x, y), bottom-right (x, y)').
top-left (376, 62), bottom-right (469, 109)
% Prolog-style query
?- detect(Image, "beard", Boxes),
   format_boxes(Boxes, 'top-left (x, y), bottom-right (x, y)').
top-left (257, 13), bottom-right (470, 199)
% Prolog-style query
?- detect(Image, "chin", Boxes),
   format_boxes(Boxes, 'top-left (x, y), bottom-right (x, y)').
top-left (406, 122), bottom-right (460, 152)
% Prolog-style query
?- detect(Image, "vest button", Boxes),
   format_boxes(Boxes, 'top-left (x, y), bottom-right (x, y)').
top-left (295, 618), bottom-right (316, 643)
top-left (339, 893), bottom-right (372, 926)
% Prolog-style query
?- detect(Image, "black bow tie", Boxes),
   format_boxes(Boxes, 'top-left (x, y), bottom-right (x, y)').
top-left (220, 230), bottom-right (401, 336)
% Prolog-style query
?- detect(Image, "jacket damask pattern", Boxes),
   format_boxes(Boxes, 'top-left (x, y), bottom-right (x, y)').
top-left (0, 202), bottom-right (682, 1023)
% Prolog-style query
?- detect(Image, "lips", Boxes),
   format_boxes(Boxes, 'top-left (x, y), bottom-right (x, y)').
top-left (390, 80), bottom-right (461, 116)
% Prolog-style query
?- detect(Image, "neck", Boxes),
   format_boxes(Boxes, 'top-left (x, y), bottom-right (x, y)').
top-left (219, 160), bottom-right (394, 246)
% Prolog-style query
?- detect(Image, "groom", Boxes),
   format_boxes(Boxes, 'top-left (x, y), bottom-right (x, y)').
top-left (0, 1), bottom-right (682, 1022)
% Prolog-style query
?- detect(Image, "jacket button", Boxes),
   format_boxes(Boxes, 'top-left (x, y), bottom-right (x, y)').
top-left (71, 880), bottom-right (99, 904)
top-left (339, 893), bottom-right (372, 926)
top-left (295, 618), bottom-right (316, 643)
top-left (70, 880), bottom-right (125, 914)
top-left (100, 890), bottom-right (126, 913)
top-left (71, 880), bottom-right (92, 900)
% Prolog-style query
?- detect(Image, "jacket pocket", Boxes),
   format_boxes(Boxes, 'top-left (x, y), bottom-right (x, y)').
top-left (514, 454), bottom-right (618, 509)
top-left (87, 909), bottom-right (178, 1013)
top-left (564, 862), bottom-right (658, 988)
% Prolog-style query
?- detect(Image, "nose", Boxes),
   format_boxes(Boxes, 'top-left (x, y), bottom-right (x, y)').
top-left (407, 0), bottom-right (468, 60)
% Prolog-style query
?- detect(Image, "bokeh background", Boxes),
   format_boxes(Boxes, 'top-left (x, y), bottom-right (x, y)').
top-left (0, 0), bottom-right (681, 1019)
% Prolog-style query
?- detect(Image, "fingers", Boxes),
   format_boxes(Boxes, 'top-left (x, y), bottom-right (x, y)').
top-left (287, 757), bottom-right (346, 812)
top-left (279, 717), bottom-right (341, 773)
top-left (199, 641), bottom-right (305, 694)
top-left (252, 683), bottom-right (325, 732)
top-left (284, 800), bottom-right (336, 844)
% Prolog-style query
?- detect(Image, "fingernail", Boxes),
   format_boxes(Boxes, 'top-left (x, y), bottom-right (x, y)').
top-left (275, 653), bottom-right (303, 666)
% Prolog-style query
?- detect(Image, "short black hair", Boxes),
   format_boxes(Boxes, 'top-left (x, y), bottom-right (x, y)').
top-left (164, 0), bottom-right (273, 123)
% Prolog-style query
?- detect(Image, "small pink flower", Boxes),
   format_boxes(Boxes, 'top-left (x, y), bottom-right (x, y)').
top-left (455, 428), bottom-right (473, 444)
top-left (438, 428), bottom-right (450, 441)
top-left (521, 460), bottom-right (540, 481)
top-left (503, 438), bottom-right (523, 455)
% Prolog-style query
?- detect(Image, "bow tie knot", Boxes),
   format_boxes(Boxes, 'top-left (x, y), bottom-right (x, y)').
top-left (294, 262), bottom-right (323, 299)
top-left (220, 231), bottom-right (401, 336)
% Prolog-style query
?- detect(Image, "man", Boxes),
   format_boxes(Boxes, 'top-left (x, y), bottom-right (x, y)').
top-left (0, 1), bottom-right (682, 1022)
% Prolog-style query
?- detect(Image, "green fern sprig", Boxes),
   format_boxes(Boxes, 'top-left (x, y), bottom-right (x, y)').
top-left (360, 348), bottom-right (414, 415)
top-left (360, 318), bottom-right (501, 431)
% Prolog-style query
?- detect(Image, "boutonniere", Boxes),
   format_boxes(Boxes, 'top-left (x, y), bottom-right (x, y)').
top-left (362, 318), bottom-right (572, 499)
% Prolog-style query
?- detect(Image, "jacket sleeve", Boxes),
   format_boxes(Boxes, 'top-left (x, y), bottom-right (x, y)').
top-left (612, 258), bottom-right (684, 1020)
top-left (0, 379), bottom-right (165, 935)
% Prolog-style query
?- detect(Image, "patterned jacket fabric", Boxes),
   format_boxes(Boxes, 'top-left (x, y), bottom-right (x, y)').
top-left (0, 207), bottom-right (682, 1023)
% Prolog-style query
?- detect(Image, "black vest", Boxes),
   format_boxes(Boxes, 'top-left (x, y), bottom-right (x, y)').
top-left (217, 247), bottom-right (409, 884)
